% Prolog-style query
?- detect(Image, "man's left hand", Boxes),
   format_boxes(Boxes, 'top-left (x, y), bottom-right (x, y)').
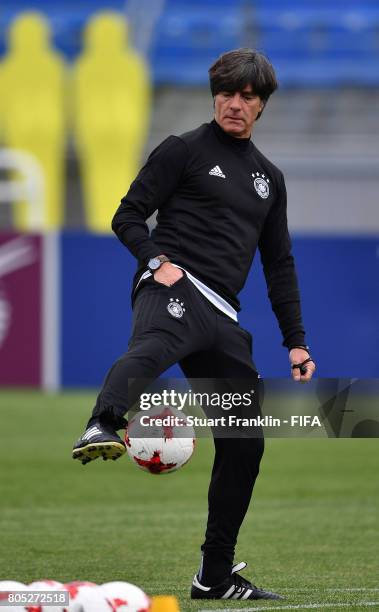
top-left (289, 348), bottom-right (316, 383)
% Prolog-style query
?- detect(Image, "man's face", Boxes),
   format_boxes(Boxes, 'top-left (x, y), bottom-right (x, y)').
top-left (214, 85), bottom-right (264, 138)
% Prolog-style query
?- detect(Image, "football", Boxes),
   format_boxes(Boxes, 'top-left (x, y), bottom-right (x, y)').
top-left (125, 406), bottom-right (195, 475)
top-left (100, 581), bottom-right (150, 611)
top-left (64, 581), bottom-right (102, 612)
top-left (0, 581), bottom-right (29, 612)
top-left (28, 580), bottom-right (67, 612)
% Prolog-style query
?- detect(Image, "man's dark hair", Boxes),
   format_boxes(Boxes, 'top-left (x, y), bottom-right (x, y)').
top-left (209, 48), bottom-right (278, 119)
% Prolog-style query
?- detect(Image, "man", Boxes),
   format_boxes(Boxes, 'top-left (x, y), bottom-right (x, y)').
top-left (73, 48), bottom-right (315, 600)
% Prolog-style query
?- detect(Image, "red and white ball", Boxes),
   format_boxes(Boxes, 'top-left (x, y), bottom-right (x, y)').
top-left (0, 581), bottom-right (29, 612)
top-left (64, 581), bottom-right (103, 612)
top-left (125, 406), bottom-right (195, 475)
top-left (28, 580), bottom-right (66, 612)
top-left (100, 582), bottom-right (150, 612)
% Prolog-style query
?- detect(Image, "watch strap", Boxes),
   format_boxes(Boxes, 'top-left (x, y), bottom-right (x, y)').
top-left (156, 255), bottom-right (170, 265)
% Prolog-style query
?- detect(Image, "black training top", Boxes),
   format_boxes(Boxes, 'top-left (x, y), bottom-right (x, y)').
top-left (112, 119), bottom-right (305, 348)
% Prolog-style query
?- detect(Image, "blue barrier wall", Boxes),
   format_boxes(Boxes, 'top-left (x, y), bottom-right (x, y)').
top-left (61, 233), bottom-right (379, 387)
top-left (239, 237), bottom-right (379, 378)
top-left (61, 233), bottom-right (134, 388)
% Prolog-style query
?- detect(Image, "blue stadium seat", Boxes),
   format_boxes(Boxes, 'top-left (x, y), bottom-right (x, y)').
top-left (163, 0), bottom-right (245, 7)
top-left (153, 10), bottom-right (242, 51)
top-left (251, 6), bottom-right (379, 86)
top-left (151, 8), bottom-right (244, 84)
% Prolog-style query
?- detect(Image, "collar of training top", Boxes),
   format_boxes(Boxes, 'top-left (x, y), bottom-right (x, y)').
top-left (211, 119), bottom-right (253, 153)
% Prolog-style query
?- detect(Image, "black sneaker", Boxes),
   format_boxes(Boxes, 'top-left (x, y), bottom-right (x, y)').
top-left (191, 561), bottom-right (283, 600)
top-left (72, 421), bottom-right (126, 465)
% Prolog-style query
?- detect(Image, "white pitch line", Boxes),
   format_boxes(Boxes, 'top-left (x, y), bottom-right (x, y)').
top-left (149, 587), bottom-right (379, 593)
top-left (200, 601), bottom-right (379, 612)
top-left (276, 588), bottom-right (379, 593)
top-left (326, 588), bottom-right (379, 592)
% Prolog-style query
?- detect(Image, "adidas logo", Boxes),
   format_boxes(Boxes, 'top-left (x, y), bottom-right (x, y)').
top-left (209, 165), bottom-right (226, 179)
top-left (82, 426), bottom-right (102, 441)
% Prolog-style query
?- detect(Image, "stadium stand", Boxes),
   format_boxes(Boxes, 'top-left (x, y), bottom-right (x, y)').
top-left (0, 11), bottom-right (66, 229)
top-left (0, 1), bottom-right (377, 229)
top-left (150, 3), bottom-right (244, 84)
top-left (0, 0), bottom-right (378, 86)
top-left (251, 3), bottom-right (379, 86)
top-left (149, 0), bottom-right (379, 86)
top-left (72, 11), bottom-right (151, 232)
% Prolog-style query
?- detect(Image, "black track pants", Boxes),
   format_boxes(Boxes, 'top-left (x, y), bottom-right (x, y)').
top-left (90, 274), bottom-right (264, 582)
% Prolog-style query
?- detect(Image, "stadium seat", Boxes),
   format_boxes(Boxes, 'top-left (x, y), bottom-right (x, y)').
top-left (151, 8), bottom-right (244, 84)
top-left (150, 1), bottom-right (379, 87)
top-left (0, 11), bottom-right (66, 229)
top-left (72, 11), bottom-right (151, 233)
top-left (251, 5), bottom-right (379, 86)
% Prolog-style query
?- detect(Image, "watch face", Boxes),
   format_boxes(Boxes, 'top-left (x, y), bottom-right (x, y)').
top-left (149, 258), bottom-right (161, 270)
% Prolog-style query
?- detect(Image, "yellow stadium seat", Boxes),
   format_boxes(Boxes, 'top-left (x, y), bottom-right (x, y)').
top-left (1, 11), bottom-right (66, 230)
top-left (72, 11), bottom-right (151, 233)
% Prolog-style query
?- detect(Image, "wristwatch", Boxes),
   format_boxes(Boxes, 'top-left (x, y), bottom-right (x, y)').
top-left (148, 255), bottom-right (170, 271)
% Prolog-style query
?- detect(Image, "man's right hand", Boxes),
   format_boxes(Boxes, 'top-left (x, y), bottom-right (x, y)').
top-left (154, 262), bottom-right (183, 287)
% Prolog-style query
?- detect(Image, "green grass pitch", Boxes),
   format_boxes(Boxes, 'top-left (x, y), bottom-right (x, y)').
top-left (0, 390), bottom-right (378, 611)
